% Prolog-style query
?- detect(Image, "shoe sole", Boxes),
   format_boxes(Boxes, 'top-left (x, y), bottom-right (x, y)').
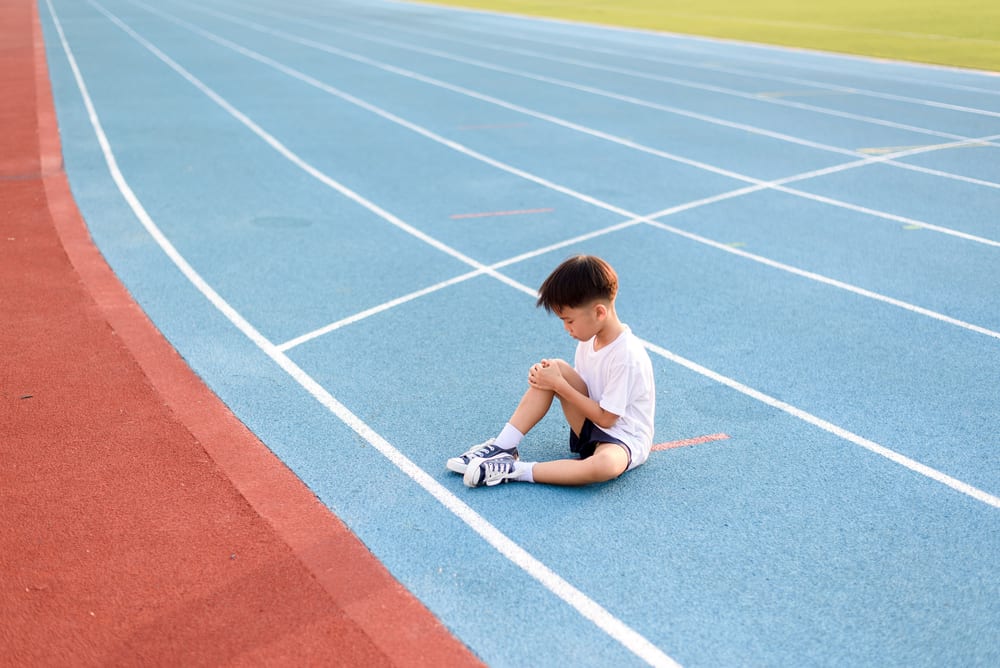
top-left (462, 465), bottom-right (480, 487)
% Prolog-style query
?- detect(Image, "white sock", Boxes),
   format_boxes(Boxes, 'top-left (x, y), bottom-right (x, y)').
top-left (512, 461), bottom-right (535, 483)
top-left (495, 422), bottom-right (524, 451)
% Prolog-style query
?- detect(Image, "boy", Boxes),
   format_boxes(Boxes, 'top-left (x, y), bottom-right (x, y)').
top-left (447, 254), bottom-right (655, 487)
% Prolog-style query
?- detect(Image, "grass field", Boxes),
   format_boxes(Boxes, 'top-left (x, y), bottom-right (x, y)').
top-left (418, 0), bottom-right (1000, 72)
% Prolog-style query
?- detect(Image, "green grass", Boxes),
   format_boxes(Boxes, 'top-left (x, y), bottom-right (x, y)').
top-left (417, 0), bottom-right (1000, 72)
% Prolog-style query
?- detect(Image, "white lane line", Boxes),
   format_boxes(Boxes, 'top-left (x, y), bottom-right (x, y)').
top-left (122, 0), bottom-right (1000, 342)
top-left (48, 2), bottom-right (681, 665)
top-left (386, 0), bottom-right (1000, 119)
top-left (166, 0), bottom-right (1000, 247)
top-left (76, 0), bottom-right (1000, 512)
top-left (235, 6), bottom-right (1000, 191)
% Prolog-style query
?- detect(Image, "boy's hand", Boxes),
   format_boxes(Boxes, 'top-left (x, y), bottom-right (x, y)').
top-left (528, 358), bottom-right (564, 391)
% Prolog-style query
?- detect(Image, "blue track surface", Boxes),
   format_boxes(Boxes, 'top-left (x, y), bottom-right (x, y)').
top-left (39, 0), bottom-right (1000, 665)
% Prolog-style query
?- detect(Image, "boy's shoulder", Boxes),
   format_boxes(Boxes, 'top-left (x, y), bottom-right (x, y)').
top-left (616, 328), bottom-right (654, 374)
top-left (603, 326), bottom-right (651, 364)
top-left (617, 325), bottom-right (645, 351)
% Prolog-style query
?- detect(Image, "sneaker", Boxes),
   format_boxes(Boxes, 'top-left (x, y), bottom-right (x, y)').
top-left (446, 438), bottom-right (518, 474)
top-left (464, 454), bottom-right (517, 487)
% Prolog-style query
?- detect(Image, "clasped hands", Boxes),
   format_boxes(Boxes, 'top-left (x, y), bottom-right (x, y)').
top-left (528, 358), bottom-right (565, 392)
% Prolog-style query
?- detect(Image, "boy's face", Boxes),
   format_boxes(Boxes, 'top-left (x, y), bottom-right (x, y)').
top-left (553, 302), bottom-right (606, 341)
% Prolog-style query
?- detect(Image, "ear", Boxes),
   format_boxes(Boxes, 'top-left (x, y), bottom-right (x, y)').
top-left (594, 303), bottom-right (608, 320)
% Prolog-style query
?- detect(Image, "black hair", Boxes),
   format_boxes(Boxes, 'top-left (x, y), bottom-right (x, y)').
top-left (536, 255), bottom-right (618, 312)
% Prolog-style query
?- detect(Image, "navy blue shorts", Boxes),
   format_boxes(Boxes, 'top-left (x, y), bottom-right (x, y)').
top-left (570, 419), bottom-right (632, 468)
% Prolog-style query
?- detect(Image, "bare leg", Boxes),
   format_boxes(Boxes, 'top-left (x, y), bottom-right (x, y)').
top-left (531, 443), bottom-right (630, 486)
top-left (508, 359), bottom-right (589, 436)
top-left (508, 386), bottom-right (556, 435)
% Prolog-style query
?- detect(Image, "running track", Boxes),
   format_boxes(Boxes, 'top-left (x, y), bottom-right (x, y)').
top-left (17, 0), bottom-right (1000, 665)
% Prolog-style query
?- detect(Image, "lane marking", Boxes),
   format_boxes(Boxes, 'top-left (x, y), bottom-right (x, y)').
top-left (458, 121), bottom-right (530, 130)
top-left (859, 142), bottom-right (991, 155)
top-left (450, 207), bottom-right (554, 219)
top-left (55, 3), bottom-right (680, 666)
top-left (653, 433), bottom-right (731, 451)
top-left (859, 145), bottom-right (937, 155)
top-left (756, 90), bottom-right (846, 99)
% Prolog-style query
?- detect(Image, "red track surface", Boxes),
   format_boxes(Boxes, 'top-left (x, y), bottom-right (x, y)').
top-left (1, 1), bottom-right (481, 664)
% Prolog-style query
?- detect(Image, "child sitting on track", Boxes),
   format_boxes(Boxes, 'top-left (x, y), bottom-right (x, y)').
top-left (447, 254), bottom-right (655, 487)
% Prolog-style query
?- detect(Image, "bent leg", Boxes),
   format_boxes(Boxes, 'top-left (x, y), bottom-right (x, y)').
top-left (508, 385), bottom-right (555, 435)
top-left (530, 443), bottom-right (629, 486)
top-left (509, 359), bottom-right (588, 436)
top-left (548, 359), bottom-right (589, 436)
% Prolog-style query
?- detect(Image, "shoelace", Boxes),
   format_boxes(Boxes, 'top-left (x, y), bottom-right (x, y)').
top-left (464, 441), bottom-right (495, 461)
top-left (480, 458), bottom-right (514, 482)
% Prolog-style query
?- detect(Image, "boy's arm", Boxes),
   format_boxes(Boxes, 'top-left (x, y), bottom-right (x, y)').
top-left (530, 360), bottom-right (620, 429)
top-left (555, 379), bottom-right (620, 430)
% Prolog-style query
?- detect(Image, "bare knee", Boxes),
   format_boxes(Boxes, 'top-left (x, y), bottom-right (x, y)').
top-left (552, 359), bottom-right (588, 396)
top-left (584, 444), bottom-right (629, 483)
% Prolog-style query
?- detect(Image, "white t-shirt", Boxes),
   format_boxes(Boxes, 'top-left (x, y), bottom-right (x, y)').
top-left (574, 325), bottom-right (656, 468)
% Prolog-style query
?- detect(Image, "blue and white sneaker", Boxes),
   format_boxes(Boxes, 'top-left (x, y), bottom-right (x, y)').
top-left (464, 454), bottom-right (517, 487)
top-left (446, 438), bottom-right (518, 474)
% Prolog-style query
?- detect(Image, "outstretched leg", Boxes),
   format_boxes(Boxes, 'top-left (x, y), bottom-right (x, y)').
top-left (531, 443), bottom-right (629, 486)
